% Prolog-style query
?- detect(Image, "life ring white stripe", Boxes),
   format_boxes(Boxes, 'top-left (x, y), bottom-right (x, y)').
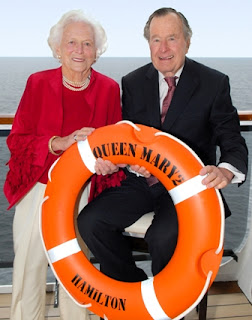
top-left (48, 158), bottom-right (60, 182)
top-left (169, 175), bottom-right (207, 205)
top-left (141, 278), bottom-right (170, 320)
top-left (77, 139), bottom-right (96, 174)
top-left (48, 238), bottom-right (81, 263)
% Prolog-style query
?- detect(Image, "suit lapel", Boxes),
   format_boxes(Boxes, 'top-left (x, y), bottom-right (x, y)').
top-left (162, 58), bottom-right (199, 130)
top-left (144, 65), bottom-right (161, 127)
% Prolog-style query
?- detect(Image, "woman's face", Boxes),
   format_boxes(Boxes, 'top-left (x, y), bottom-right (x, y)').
top-left (56, 21), bottom-right (97, 80)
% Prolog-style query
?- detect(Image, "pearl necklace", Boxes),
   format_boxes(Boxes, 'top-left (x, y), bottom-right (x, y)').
top-left (62, 75), bottom-right (90, 91)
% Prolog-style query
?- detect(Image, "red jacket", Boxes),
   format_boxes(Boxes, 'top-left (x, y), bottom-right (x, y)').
top-left (4, 67), bottom-right (125, 209)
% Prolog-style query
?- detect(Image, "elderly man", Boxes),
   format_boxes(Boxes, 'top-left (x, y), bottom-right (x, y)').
top-left (78, 7), bottom-right (248, 283)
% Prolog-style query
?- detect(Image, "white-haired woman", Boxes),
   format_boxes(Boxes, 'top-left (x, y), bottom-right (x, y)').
top-left (4, 9), bottom-right (125, 320)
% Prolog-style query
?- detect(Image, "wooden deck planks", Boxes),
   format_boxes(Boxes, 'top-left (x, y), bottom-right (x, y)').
top-left (1, 283), bottom-right (252, 320)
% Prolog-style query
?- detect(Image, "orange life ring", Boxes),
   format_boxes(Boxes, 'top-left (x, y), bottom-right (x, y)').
top-left (40, 121), bottom-right (224, 320)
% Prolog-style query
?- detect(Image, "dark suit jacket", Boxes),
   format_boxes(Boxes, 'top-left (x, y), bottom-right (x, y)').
top-left (122, 57), bottom-right (248, 217)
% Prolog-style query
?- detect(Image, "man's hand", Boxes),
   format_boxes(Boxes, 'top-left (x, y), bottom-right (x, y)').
top-left (94, 158), bottom-right (151, 178)
top-left (94, 158), bottom-right (123, 176)
top-left (200, 165), bottom-right (234, 189)
top-left (128, 164), bottom-right (151, 178)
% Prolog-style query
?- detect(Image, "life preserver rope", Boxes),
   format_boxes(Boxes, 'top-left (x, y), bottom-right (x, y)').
top-left (40, 121), bottom-right (224, 320)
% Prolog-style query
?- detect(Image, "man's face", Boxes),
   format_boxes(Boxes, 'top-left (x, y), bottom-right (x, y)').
top-left (149, 13), bottom-right (190, 77)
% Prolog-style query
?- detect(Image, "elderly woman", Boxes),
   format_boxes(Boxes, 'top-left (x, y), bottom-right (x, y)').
top-left (4, 9), bottom-right (125, 320)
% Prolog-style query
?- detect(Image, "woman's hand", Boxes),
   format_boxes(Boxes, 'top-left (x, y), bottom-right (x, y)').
top-left (200, 165), bottom-right (234, 189)
top-left (51, 127), bottom-right (95, 152)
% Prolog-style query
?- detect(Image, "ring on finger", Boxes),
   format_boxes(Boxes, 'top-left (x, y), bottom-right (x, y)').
top-left (74, 135), bottom-right (77, 141)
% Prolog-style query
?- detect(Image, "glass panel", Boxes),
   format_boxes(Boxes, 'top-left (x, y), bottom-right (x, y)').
top-left (222, 131), bottom-right (252, 251)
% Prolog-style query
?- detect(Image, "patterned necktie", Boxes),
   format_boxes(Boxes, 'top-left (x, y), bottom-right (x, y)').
top-left (147, 76), bottom-right (177, 186)
top-left (161, 76), bottom-right (177, 123)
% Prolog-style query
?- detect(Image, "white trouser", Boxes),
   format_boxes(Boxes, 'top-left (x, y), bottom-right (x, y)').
top-left (11, 182), bottom-right (90, 320)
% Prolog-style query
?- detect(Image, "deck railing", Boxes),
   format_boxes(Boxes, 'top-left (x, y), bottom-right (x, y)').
top-left (0, 115), bottom-right (15, 125)
top-left (1, 111), bottom-right (252, 124)
top-left (1, 111), bottom-right (252, 136)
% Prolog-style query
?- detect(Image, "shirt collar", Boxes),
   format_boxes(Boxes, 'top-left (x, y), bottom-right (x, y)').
top-left (158, 65), bottom-right (184, 85)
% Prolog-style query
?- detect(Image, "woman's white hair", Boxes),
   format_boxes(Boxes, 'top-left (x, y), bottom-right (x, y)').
top-left (48, 9), bottom-right (107, 59)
